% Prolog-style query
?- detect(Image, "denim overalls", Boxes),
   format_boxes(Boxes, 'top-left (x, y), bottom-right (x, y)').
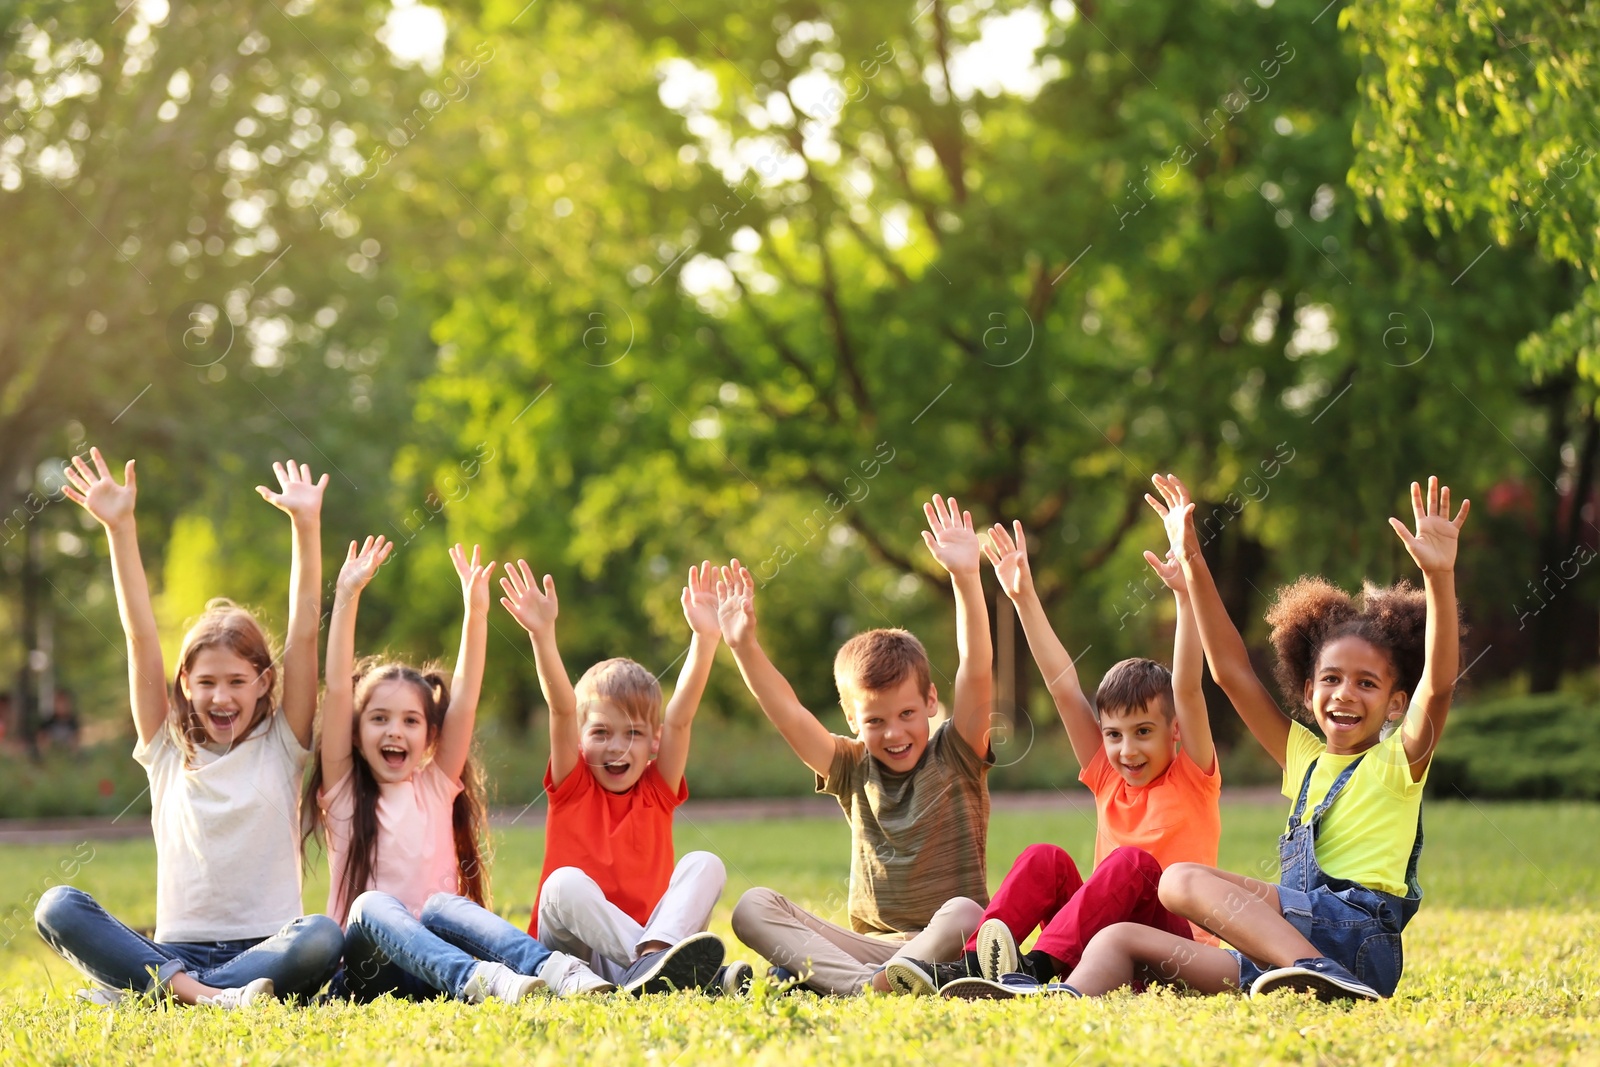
top-left (1232, 753), bottom-right (1424, 997)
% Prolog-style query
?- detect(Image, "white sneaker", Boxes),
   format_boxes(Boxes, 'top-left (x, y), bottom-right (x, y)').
top-left (75, 986), bottom-right (127, 1007)
top-left (976, 918), bottom-right (1020, 981)
top-left (462, 961), bottom-right (547, 1004)
top-left (536, 951), bottom-right (615, 995)
top-left (196, 977), bottom-right (274, 1009)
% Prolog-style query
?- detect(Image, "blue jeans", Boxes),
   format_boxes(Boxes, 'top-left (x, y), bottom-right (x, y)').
top-left (34, 885), bottom-right (342, 998)
top-left (340, 891), bottom-right (541, 1002)
top-left (419, 893), bottom-right (554, 975)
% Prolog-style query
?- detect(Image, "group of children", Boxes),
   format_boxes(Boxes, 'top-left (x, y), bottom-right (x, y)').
top-left (33, 447), bottom-right (1469, 1007)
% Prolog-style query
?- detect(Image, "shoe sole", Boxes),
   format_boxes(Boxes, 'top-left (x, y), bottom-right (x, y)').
top-left (1250, 968), bottom-right (1380, 1002)
top-left (940, 977), bottom-right (1027, 1000)
top-left (883, 961), bottom-right (937, 996)
top-left (976, 919), bottom-right (1019, 982)
top-left (626, 933), bottom-right (726, 995)
top-left (715, 962), bottom-right (754, 997)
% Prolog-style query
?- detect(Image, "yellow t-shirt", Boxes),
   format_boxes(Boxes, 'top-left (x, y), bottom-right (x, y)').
top-left (1281, 722), bottom-right (1426, 897)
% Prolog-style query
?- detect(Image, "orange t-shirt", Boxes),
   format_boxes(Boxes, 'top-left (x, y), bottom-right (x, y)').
top-left (529, 759), bottom-right (686, 935)
top-left (1079, 745), bottom-right (1222, 943)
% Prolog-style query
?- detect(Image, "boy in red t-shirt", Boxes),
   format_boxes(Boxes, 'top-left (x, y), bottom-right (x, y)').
top-left (499, 559), bottom-right (733, 995)
top-left (890, 513), bottom-right (1221, 997)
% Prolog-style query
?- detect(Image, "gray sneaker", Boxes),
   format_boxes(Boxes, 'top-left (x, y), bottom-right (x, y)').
top-left (1249, 958), bottom-right (1381, 1002)
top-left (883, 958), bottom-right (972, 996)
top-left (462, 961), bottom-right (547, 1003)
top-left (620, 932), bottom-right (725, 995)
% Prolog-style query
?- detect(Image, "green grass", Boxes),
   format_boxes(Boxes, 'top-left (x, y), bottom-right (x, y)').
top-left (2, 802), bottom-right (1598, 1064)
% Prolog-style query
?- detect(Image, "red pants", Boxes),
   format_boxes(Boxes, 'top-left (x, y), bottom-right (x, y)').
top-left (965, 844), bottom-right (1193, 971)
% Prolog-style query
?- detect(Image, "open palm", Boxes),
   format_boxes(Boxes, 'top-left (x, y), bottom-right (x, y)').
top-left (922, 494), bottom-right (981, 576)
top-left (1390, 477), bottom-right (1469, 574)
top-left (500, 560), bottom-right (559, 636)
top-left (451, 543), bottom-right (496, 614)
top-left (255, 460), bottom-right (328, 521)
top-left (983, 520), bottom-right (1034, 599)
top-left (716, 561), bottom-right (758, 647)
top-left (61, 448), bottom-right (137, 528)
top-left (337, 536), bottom-right (392, 595)
top-left (681, 561), bottom-right (721, 637)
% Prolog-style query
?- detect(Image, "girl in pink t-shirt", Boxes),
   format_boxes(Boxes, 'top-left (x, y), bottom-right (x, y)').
top-left (305, 539), bottom-right (608, 1001)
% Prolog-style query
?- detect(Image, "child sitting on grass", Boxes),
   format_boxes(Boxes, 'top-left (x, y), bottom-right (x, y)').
top-left (502, 559), bottom-right (730, 995)
top-left (310, 540), bottom-right (609, 1002)
top-left (1059, 474), bottom-right (1467, 1002)
top-left (893, 514), bottom-right (1221, 998)
top-left (36, 454), bottom-right (342, 1009)
top-left (723, 495), bottom-right (994, 996)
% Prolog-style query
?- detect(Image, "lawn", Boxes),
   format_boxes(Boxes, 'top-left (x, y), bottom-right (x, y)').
top-left (1, 801), bottom-right (1596, 1065)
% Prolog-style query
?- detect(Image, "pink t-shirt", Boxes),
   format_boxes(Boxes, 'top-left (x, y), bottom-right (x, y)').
top-left (320, 760), bottom-right (463, 925)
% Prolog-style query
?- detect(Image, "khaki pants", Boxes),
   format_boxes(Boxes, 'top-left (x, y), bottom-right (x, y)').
top-left (731, 887), bottom-right (983, 995)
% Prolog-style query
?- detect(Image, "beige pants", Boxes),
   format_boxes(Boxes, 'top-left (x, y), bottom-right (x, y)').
top-left (731, 887), bottom-right (984, 995)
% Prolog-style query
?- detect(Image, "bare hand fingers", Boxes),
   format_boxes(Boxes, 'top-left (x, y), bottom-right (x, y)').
top-left (90, 447), bottom-right (111, 479)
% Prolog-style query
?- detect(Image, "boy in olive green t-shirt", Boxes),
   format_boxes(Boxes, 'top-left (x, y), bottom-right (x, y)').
top-left (718, 496), bottom-right (995, 995)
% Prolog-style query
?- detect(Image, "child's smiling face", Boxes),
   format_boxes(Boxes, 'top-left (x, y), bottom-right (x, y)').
top-left (358, 679), bottom-right (432, 784)
top-left (1099, 701), bottom-right (1178, 787)
top-left (1304, 635), bottom-right (1408, 754)
top-left (180, 646), bottom-right (271, 749)
top-left (843, 675), bottom-right (937, 770)
top-left (579, 702), bottom-right (657, 793)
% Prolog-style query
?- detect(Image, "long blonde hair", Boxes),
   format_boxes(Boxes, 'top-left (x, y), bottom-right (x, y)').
top-left (171, 599), bottom-right (278, 758)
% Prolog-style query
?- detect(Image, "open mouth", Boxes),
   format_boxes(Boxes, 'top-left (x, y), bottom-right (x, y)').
top-left (1121, 761), bottom-right (1148, 777)
top-left (379, 744), bottom-right (407, 768)
top-left (207, 708), bottom-right (240, 730)
top-left (602, 760), bottom-right (631, 778)
top-left (1326, 710), bottom-right (1363, 729)
top-left (884, 742), bottom-right (914, 760)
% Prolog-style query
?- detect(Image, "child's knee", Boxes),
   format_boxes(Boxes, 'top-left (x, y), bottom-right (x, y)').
top-left (1158, 863), bottom-right (1205, 911)
top-left (1016, 842), bottom-right (1072, 870)
top-left (539, 867), bottom-right (595, 914)
top-left (731, 887), bottom-right (783, 940)
top-left (938, 896), bottom-right (986, 938)
top-left (33, 884), bottom-right (89, 935)
top-left (1104, 846), bottom-right (1161, 881)
top-left (345, 891), bottom-right (390, 928)
top-left (678, 850), bottom-right (726, 891)
top-left (291, 913), bottom-right (345, 963)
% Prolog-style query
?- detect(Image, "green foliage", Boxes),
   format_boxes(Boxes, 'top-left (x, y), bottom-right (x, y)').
top-left (2, 803), bottom-right (1599, 1065)
top-left (1429, 692), bottom-right (1600, 801)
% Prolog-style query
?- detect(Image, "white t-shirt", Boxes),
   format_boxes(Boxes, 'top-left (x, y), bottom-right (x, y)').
top-left (320, 760), bottom-right (463, 925)
top-left (134, 709), bottom-right (310, 942)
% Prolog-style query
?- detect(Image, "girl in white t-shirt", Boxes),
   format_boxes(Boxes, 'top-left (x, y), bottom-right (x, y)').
top-left (34, 451), bottom-right (343, 1008)
top-left (306, 538), bottom-right (608, 1002)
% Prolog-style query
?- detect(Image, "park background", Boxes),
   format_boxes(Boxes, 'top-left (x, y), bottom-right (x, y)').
top-left (1, 3), bottom-right (1598, 1065)
top-left (2, 0), bottom-right (1598, 816)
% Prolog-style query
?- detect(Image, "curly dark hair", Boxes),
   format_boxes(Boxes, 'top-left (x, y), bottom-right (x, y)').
top-left (1264, 576), bottom-right (1460, 717)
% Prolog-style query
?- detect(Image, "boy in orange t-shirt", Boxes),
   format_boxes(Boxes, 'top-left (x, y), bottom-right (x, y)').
top-left (499, 560), bottom-right (733, 995)
top-left (890, 515), bottom-right (1220, 996)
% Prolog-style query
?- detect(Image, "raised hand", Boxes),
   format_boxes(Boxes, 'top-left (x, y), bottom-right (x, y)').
top-left (1145, 473), bottom-right (1199, 559)
top-left (60, 447), bottom-right (137, 529)
top-left (1389, 476), bottom-right (1470, 574)
top-left (681, 560), bottom-right (721, 638)
top-left (500, 560), bottom-right (559, 637)
top-left (336, 536), bottom-right (393, 596)
top-left (716, 560), bottom-right (759, 648)
top-left (1143, 547), bottom-right (1188, 593)
top-left (255, 460), bottom-right (329, 523)
top-left (921, 494), bottom-right (981, 576)
top-left (451, 543), bottom-right (496, 615)
top-left (983, 520), bottom-right (1036, 600)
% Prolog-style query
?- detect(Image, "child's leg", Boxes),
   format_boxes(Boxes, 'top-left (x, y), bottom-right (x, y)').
top-left (191, 914), bottom-right (345, 1000)
top-left (1160, 863), bottom-right (1319, 968)
top-left (1034, 847), bottom-right (1192, 973)
top-left (1065, 921), bottom-right (1242, 996)
top-left (33, 885), bottom-right (188, 994)
top-left (636, 851), bottom-right (726, 955)
top-left (888, 896), bottom-right (985, 967)
top-left (730, 887), bottom-right (903, 996)
top-left (341, 891), bottom-right (485, 1001)
top-left (537, 867), bottom-right (645, 983)
top-left (962, 844), bottom-right (1084, 953)
top-left (419, 893), bottom-right (554, 977)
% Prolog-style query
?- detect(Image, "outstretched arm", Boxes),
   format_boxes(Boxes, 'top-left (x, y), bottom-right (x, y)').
top-left (436, 544), bottom-right (495, 782)
top-left (500, 560), bottom-right (580, 787)
top-left (1389, 477), bottom-right (1469, 781)
top-left (923, 496), bottom-right (993, 757)
top-left (1151, 474), bottom-right (1290, 767)
top-left (985, 520), bottom-right (1101, 769)
top-left (1144, 547), bottom-right (1215, 773)
top-left (322, 536), bottom-right (393, 788)
top-left (61, 449), bottom-right (166, 748)
top-left (256, 460), bottom-right (330, 749)
top-left (717, 560), bottom-right (835, 777)
top-left (656, 561), bottom-right (723, 792)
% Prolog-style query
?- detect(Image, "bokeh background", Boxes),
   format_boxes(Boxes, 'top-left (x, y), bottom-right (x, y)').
top-left (2, 0), bottom-right (1597, 814)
